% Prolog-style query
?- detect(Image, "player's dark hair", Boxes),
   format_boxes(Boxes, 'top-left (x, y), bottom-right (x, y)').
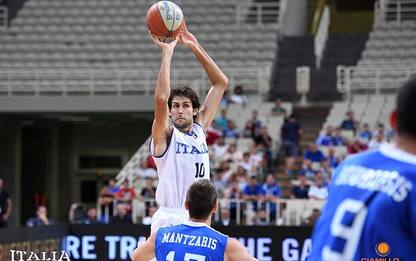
top-left (168, 85), bottom-right (200, 110)
top-left (396, 76), bottom-right (416, 138)
top-left (186, 180), bottom-right (217, 220)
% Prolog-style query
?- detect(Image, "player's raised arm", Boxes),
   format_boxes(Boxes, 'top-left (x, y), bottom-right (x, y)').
top-left (224, 238), bottom-right (259, 261)
top-left (179, 23), bottom-right (228, 130)
top-left (149, 33), bottom-right (178, 156)
top-left (131, 233), bottom-right (156, 261)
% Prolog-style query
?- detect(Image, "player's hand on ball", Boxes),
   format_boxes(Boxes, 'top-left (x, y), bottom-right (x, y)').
top-left (149, 31), bottom-right (179, 54)
top-left (179, 23), bottom-right (198, 48)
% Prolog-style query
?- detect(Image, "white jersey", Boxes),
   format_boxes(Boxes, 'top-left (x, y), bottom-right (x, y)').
top-left (149, 122), bottom-right (210, 209)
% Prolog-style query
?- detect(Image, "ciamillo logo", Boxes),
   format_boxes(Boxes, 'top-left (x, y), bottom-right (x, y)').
top-left (9, 250), bottom-right (71, 261)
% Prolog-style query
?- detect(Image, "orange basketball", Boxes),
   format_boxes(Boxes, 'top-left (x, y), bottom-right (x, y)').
top-left (146, 1), bottom-right (184, 38)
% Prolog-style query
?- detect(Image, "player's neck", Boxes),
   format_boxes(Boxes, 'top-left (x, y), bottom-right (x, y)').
top-left (394, 136), bottom-right (416, 155)
top-left (189, 217), bottom-right (210, 226)
top-left (175, 123), bottom-right (193, 134)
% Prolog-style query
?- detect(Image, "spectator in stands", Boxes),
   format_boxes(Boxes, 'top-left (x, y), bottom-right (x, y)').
top-left (299, 159), bottom-right (317, 179)
top-left (0, 178), bottom-right (12, 228)
top-left (348, 138), bottom-right (368, 154)
top-left (242, 120), bottom-right (255, 139)
top-left (255, 126), bottom-right (273, 167)
top-left (291, 174), bottom-right (310, 199)
top-left (223, 143), bottom-right (243, 163)
top-left (212, 136), bottom-right (229, 160)
top-left (234, 166), bottom-right (249, 190)
top-left (206, 122), bottom-right (222, 146)
top-left (320, 160), bottom-right (333, 185)
top-left (111, 203), bottom-right (133, 225)
top-left (303, 209), bottom-right (321, 226)
top-left (137, 160), bottom-right (157, 179)
top-left (243, 176), bottom-right (264, 211)
top-left (373, 122), bottom-right (387, 137)
top-left (213, 171), bottom-right (227, 198)
top-left (222, 120), bottom-right (240, 139)
top-left (316, 126), bottom-right (336, 146)
top-left (255, 126), bottom-right (272, 148)
top-left (304, 143), bottom-right (325, 164)
top-left (239, 152), bottom-right (255, 175)
top-left (327, 147), bottom-right (340, 169)
top-left (216, 160), bottom-right (234, 183)
top-left (107, 179), bottom-right (120, 195)
top-left (308, 174), bottom-right (328, 200)
top-left (333, 127), bottom-right (346, 146)
top-left (229, 85), bottom-right (248, 106)
top-left (262, 174), bottom-right (280, 221)
top-left (141, 177), bottom-right (157, 216)
top-left (340, 110), bottom-right (359, 134)
top-left (68, 202), bottom-right (86, 224)
top-left (83, 207), bottom-right (100, 225)
top-left (359, 123), bottom-right (373, 144)
top-left (26, 205), bottom-right (54, 227)
top-left (368, 132), bottom-right (385, 150)
top-left (146, 155), bottom-right (156, 170)
top-left (271, 98), bottom-right (287, 117)
top-left (281, 116), bottom-right (303, 171)
top-left (98, 180), bottom-right (116, 222)
top-left (250, 145), bottom-right (264, 165)
top-left (249, 110), bottom-right (262, 136)
top-left (225, 179), bottom-right (242, 221)
top-left (215, 208), bottom-right (235, 226)
top-left (255, 208), bottom-right (269, 226)
top-left (142, 206), bottom-right (157, 225)
top-left (116, 180), bottom-right (137, 211)
top-left (215, 109), bottom-right (229, 131)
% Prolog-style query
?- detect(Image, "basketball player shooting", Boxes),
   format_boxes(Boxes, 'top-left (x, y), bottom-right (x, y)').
top-left (148, 22), bottom-right (228, 234)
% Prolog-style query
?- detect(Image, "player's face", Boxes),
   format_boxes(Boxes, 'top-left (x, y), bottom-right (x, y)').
top-left (170, 96), bottom-right (197, 130)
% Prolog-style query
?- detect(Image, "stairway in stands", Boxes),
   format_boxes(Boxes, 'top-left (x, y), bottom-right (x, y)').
top-left (270, 36), bottom-right (315, 101)
top-left (309, 34), bottom-right (368, 101)
top-left (270, 34), bottom-right (367, 102)
top-left (276, 105), bottom-right (330, 198)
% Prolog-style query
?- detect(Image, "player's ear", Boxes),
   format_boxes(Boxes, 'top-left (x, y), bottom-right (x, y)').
top-left (390, 110), bottom-right (398, 131)
top-left (212, 200), bottom-right (218, 214)
top-left (193, 108), bottom-right (198, 116)
top-left (185, 201), bottom-right (190, 211)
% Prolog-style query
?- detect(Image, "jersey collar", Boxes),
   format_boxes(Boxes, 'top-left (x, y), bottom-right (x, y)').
top-left (379, 142), bottom-right (416, 165)
top-left (183, 220), bottom-right (208, 227)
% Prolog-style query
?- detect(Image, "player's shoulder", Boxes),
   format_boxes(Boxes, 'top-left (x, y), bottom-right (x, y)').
top-left (156, 224), bottom-right (182, 237)
top-left (204, 225), bottom-right (228, 238)
top-left (193, 121), bottom-right (204, 130)
top-left (341, 148), bottom-right (381, 166)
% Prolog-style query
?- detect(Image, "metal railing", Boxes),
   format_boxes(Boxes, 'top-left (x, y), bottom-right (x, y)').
top-left (337, 65), bottom-right (416, 100)
top-left (98, 198), bottom-right (325, 226)
top-left (375, 0), bottom-right (416, 24)
top-left (235, 1), bottom-right (285, 26)
top-left (115, 137), bottom-right (151, 186)
top-left (0, 66), bottom-right (271, 97)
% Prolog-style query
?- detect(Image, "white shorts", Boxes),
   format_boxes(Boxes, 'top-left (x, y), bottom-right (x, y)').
top-left (151, 207), bottom-right (189, 233)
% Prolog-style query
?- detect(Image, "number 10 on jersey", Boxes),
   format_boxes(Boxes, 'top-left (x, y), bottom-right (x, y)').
top-left (195, 162), bottom-right (205, 178)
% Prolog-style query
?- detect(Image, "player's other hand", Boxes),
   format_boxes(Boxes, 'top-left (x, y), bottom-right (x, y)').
top-left (149, 31), bottom-right (179, 54)
top-left (179, 22), bottom-right (198, 48)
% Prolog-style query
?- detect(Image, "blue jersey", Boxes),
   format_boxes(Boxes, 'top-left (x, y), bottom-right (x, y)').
top-left (309, 143), bottom-right (416, 261)
top-left (155, 221), bottom-right (228, 261)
